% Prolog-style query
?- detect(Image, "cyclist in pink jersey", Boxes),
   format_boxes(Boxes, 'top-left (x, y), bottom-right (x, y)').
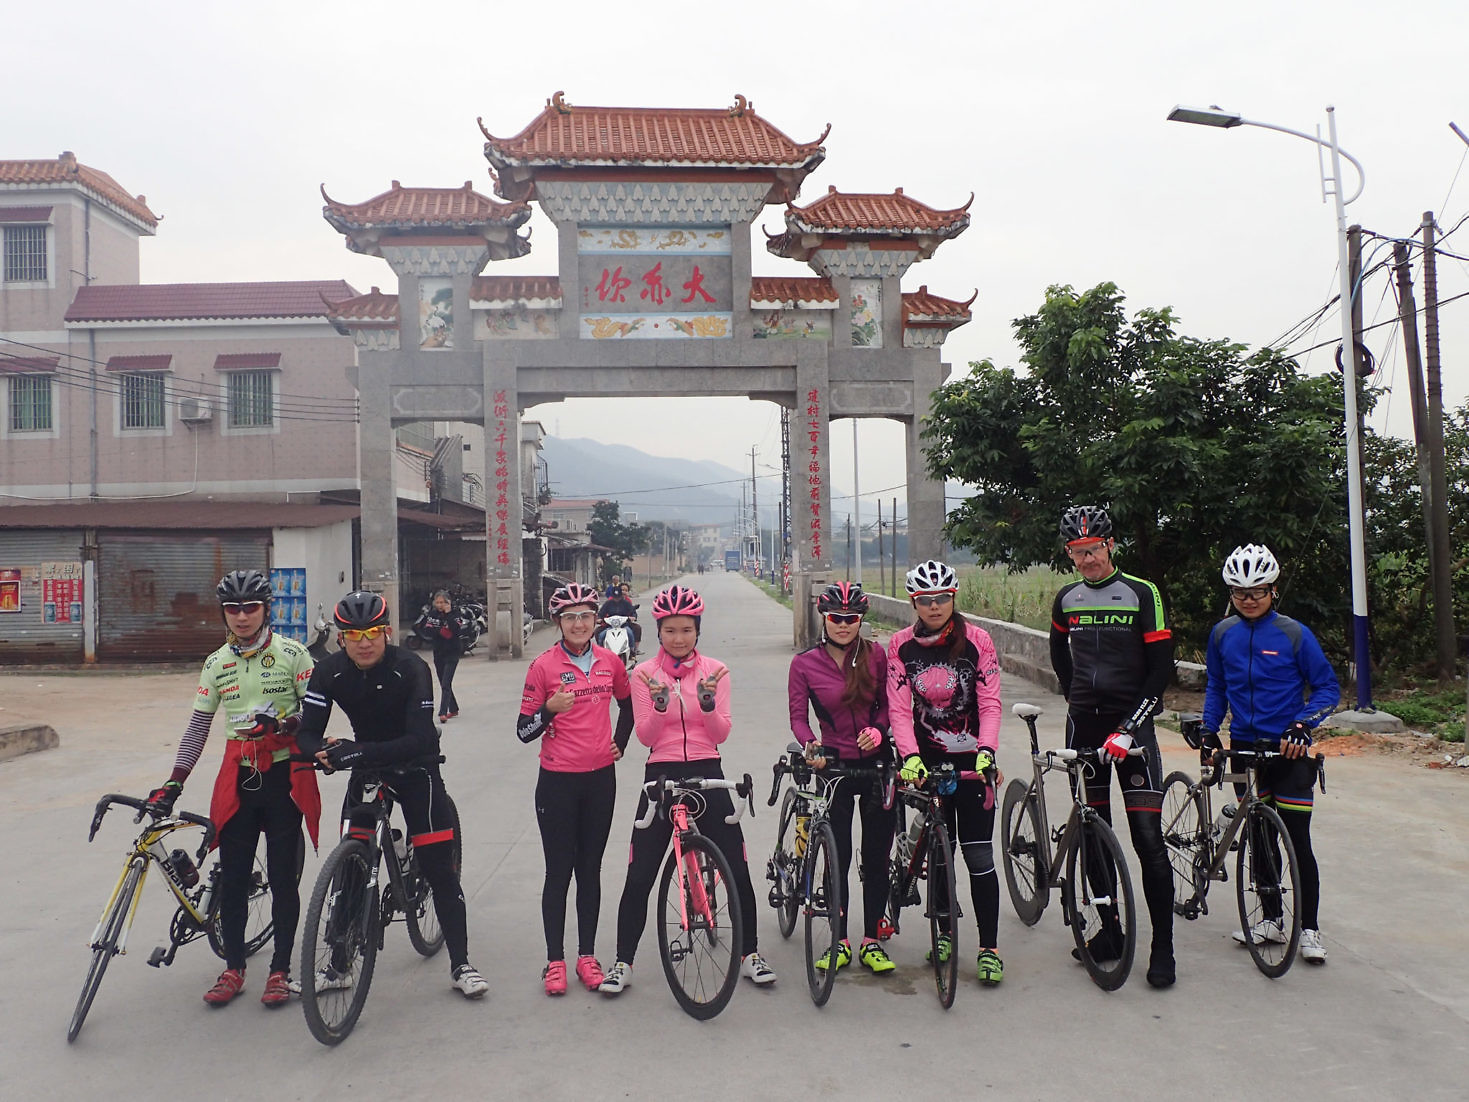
top-left (887, 559), bottom-right (1005, 986)
top-left (518, 583), bottom-right (633, 996)
top-left (599, 585), bottom-right (776, 995)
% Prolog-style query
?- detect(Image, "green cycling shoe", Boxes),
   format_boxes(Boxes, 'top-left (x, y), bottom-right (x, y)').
top-left (814, 939), bottom-right (852, 972)
top-left (977, 948), bottom-right (1004, 986)
top-left (858, 941), bottom-right (896, 974)
top-left (926, 934), bottom-right (954, 964)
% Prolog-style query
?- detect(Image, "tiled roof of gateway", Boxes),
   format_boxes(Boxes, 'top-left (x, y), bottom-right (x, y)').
top-left (902, 285), bottom-right (977, 325)
top-left (470, 276), bottom-right (563, 305)
top-left (323, 287), bottom-right (399, 328)
top-left (749, 276), bottom-right (838, 307)
top-left (0, 153), bottom-right (158, 229)
top-left (786, 187), bottom-right (971, 235)
top-left (480, 92), bottom-right (828, 167)
top-left (66, 281), bottom-right (358, 323)
top-left (320, 181), bottom-right (530, 230)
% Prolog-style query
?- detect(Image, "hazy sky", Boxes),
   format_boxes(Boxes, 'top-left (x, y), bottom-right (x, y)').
top-left (12, 0), bottom-right (1466, 525)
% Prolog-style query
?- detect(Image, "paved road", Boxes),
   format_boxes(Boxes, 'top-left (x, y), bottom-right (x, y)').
top-left (3, 570), bottom-right (1467, 1099)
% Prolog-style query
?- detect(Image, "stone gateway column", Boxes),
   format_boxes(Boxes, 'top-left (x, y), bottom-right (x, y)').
top-left (357, 350), bottom-right (400, 625)
top-left (484, 347), bottom-right (525, 658)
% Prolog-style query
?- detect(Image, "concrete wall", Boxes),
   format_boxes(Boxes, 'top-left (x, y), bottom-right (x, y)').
top-left (865, 591), bottom-right (1205, 693)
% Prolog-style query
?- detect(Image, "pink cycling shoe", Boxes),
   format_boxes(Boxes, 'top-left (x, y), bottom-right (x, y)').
top-left (575, 956), bottom-right (606, 991)
top-left (543, 960), bottom-right (567, 996)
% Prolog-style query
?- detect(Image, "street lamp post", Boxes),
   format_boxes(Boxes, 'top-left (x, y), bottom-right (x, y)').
top-left (1168, 104), bottom-right (1373, 707)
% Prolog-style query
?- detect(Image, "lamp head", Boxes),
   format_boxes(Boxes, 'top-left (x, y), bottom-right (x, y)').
top-left (1167, 104), bottom-right (1243, 128)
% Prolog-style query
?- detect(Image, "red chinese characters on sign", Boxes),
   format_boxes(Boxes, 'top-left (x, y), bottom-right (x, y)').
top-left (491, 389), bottom-right (513, 565)
top-left (639, 262), bottom-right (669, 306)
top-left (805, 387), bottom-right (823, 561)
top-left (595, 266), bottom-right (632, 304)
top-left (680, 265), bottom-right (715, 305)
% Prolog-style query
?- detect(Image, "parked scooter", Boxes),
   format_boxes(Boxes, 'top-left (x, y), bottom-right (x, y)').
top-left (307, 604), bottom-right (336, 662)
top-left (598, 611), bottom-right (639, 673)
top-left (408, 597), bottom-right (484, 655)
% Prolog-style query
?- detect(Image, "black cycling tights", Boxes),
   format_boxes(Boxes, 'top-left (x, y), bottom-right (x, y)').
top-left (827, 780), bottom-right (894, 942)
top-left (535, 765), bottom-right (617, 960)
top-left (217, 764), bottom-right (302, 973)
top-left (415, 841), bottom-right (470, 971)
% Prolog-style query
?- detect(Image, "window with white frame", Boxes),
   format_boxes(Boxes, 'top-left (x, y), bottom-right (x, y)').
top-left (227, 370), bottom-right (273, 428)
top-left (120, 372), bottom-right (167, 429)
top-left (3, 225), bottom-right (47, 282)
top-left (7, 374), bottom-right (53, 431)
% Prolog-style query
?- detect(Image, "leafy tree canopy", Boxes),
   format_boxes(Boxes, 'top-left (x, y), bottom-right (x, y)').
top-left (923, 281), bottom-right (1359, 656)
top-left (587, 500), bottom-right (650, 582)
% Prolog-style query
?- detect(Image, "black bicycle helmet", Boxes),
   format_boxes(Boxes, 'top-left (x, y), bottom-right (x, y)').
top-left (334, 590), bottom-right (390, 630)
top-left (1059, 505), bottom-right (1112, 543)
top-left (217, 569), bottom-right (272, 603)
top-left (817, 581), bottom-right (870, 616)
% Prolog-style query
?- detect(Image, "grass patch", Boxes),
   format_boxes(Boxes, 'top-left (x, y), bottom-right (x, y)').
top-left (1380, 685), bottom-right (1467, 740)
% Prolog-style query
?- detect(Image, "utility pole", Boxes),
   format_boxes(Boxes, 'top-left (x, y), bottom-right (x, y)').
top-left (845, 514), bottom-right (852, 576)
top-left (749, 445), bottom-right (759, 572)
top-left (852, 421), bottom-right (862, 583)
top-left (1346, 224), bottom-right (1372, 694)
top-left (1421, 212), bottom-right (1457, 681)
top-left (876, 499), bottom-right (886, 596)
top-left (892, 497), bottom-right (899, 592)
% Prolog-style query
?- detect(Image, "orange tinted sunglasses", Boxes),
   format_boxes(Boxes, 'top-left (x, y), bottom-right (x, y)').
top-left (339, 625), bottom-right (388, 641)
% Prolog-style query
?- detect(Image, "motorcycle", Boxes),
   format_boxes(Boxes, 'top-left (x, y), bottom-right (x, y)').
top-left (598, 612), bottom-right (638, 673)
top-left (408, 599), bottom-right (485, 655)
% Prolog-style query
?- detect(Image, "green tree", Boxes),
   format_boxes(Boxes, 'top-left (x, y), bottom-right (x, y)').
top-left (923, 282), bottom-right (1356, 658)
top-left (587, 500), bottom-right (650, 582)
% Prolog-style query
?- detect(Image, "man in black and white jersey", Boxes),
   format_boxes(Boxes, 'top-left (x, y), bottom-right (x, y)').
top-left (297, 590), bottom-right (488, 1000)
top-left (1049, 505), bottom-right (1177, 988)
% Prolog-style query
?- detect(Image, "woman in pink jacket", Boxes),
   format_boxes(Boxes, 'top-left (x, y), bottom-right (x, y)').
top-left (599, 585), bottom-right (776, 995)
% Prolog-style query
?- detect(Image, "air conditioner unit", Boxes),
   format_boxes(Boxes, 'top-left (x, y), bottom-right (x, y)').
top-left (177, 397), bottom-right (213, 423)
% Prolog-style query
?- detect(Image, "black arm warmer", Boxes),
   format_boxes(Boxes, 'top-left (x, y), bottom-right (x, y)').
top-left (613, 695), bottom-right (634, 752)
top-left (517, 705), bottom-right (554, 744)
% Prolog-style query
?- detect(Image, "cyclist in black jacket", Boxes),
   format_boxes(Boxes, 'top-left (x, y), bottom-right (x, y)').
top-left (1049, 506), bottom-right (1177, 989)
top-left (416, 590), bottom-right (473, 722)
top-left (297, 590), bottom-right (488, 999)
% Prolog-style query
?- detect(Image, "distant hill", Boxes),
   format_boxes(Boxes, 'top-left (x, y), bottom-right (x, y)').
top-left (540, 436), bottom-right (780, 526)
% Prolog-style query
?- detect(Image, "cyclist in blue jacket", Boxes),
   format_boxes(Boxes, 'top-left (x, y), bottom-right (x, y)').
top-left (1201, 544), bottom-right (1340, 964)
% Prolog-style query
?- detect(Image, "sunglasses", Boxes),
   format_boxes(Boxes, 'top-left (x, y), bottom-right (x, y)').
top-left (1230, 586), bottom-right (1272, 602)
top-left (1066, 543), bottom-right (1108, 561)
top-left (339, 625), bottom-right (388, 642)
top-left (559, 611), bottom-right (596, 623)
top-left (825, 612), bottom-right (862, 625)
top-left (221, 601), bottom-right (265, 614)
top-left (914, 593), bottom-right (954, 608)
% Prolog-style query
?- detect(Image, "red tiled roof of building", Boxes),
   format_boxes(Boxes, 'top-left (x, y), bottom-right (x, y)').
top-left (0, 501), bottom-right (362, 529)
top-left (213, 353), bottom-right (281, 370)
top-left (0, 353), bottom-right (59, 373)
top-left (323, 287), bottom-right (399, 329)
top-left (470, 275), bottom-right (563, 305)
top-left (902, 285), bottom-right (977, 326)
top-left (105, 354), bottom-right (173, 372)
top-left (0, 153), bottom-right (158, 229)
top-left (320, 180), bottom-right (530, 231)
top-left (481, 92), bottom-right (828, 169)
top-left (65, 280), bottom-right (358, 323)
top-left (749, 276), bottom-right (837, 307)
top-left (787, 186), bottom-right (971, 235)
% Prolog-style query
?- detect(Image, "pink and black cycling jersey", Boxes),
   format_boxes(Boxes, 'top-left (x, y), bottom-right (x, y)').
top-left (629, 649), bottom-right (731, 764)
top-left (886, 619), bottom-right (1002, 759)
top-left (519, 642), bottom-right (631, 772)
top-left (787, 642), bottom-right (889, 759)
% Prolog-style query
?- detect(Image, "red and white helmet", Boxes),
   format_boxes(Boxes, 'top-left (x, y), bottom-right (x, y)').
top-left (652, 585), bottom-right (704, 621)
top-left (549, 583), bottom-right (601, 617)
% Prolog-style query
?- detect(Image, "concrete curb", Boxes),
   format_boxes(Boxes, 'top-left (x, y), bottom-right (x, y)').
top-left (0, 724), bottom-right (60, 763)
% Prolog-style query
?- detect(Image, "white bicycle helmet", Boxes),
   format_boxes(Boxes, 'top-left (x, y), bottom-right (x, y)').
top-left (905, 559), bottom-right (958, 596)
top-left (1221, 544), bottom-right (1280, 587)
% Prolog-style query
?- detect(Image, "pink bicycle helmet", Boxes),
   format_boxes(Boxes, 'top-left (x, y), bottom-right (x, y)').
top-left (652, 585), bottom-right (704, 621)
top-left (549, 582), bottom-right (601, 617)
top-left (817, 581), bottom-right (869, 616)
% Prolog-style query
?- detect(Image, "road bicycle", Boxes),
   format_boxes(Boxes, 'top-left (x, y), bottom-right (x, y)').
top-left (999, 702), bottom-right (1141, 991)
top-left (879, 759), bottom-right (989, 1009)
top-left (633, 772), bottom-right (755, 1020)
top-left (299, 757), bottom-right (462, 1045)
top-left (766, 743), bottom-right (894, 1007)
top-left (1161, 716), bottom-right (1324, 978)
top-left (70, 793), bottom-right (299, 1042)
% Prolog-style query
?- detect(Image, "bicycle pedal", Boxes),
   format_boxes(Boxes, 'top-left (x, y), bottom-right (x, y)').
top-left (147, 946), bottom-right (169, 968)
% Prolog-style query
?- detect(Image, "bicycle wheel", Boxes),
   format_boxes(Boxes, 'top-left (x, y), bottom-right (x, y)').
top-left (68, 857), bottom-right (145, 1043)
top-left (803, 821), bottom-right (841, 1007)
top-left (655, 832), bottom-right (743, 1020)
top-left (404, 795), bottom-right (461, 957)
top-left (769, 787), bottom-right (800, 939)
top-left (1063, 816), bottom-right (1136, 991)
top-left (925, 820), bottom-right (960, 1009)
top-left (1000, 779), bottom-right (1048, 926)
top-left (301, 839), bottom-right (379, 1046)
top-left (207, 830), bottom-right (306, 960)
top-left (1161, 771), bottom-right (1207, 918)
top-left (1235, 802), bottom-right (1301, 979)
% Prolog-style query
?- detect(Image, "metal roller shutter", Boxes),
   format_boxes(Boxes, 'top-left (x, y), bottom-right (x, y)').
top-left (0, 529), bottom-right (87, 663)
top-left (98, 531), bottom-right (270, 661)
